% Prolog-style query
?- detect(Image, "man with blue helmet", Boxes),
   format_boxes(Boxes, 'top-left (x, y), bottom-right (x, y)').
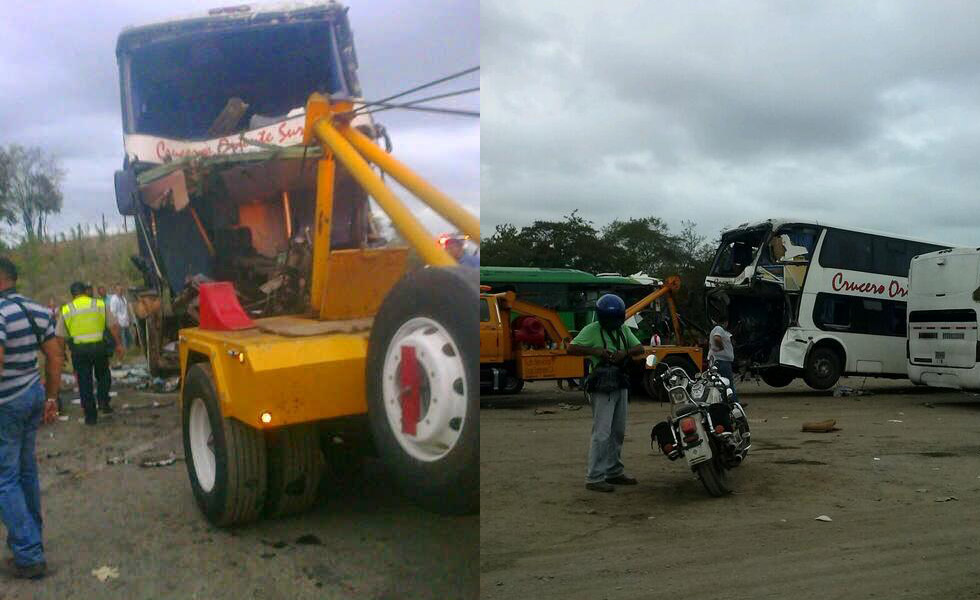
top-left (569, 293), bottom-right (645, 493)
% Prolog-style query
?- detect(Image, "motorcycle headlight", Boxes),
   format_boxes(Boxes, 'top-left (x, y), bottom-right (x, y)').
top-left (668, 387), bottom-right (688, 404)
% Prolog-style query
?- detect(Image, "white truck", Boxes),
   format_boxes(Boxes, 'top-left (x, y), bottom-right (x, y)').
top-left (907, 247), bottom-right (980, 390)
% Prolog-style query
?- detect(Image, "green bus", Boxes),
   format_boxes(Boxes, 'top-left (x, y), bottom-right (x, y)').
top-left (479, 266), bottom-right (659, 335)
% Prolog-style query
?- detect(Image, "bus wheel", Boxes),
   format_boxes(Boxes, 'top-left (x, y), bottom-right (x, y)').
top-left (760, 368), bottom-right (796, 388)
top-left (803, 347), bottom-right (842, 390)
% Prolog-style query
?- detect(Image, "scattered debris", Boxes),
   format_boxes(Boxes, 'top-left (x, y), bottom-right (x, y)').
top-left (935, 496), bottom-right (958, 503)
top-left (91, 565), bottom-right (120, 582)
top-left (295, 534), bottom-right (323, 546)
top-left (534, 408), bottom-right (556, 415)
top-left (106, 456), bottom-right (126, 465)
top-left (873, 457), bottom-right (881, 461)
top-left (916, 488), bottom-right (928, 493)
top-left (833, 386), bottom-right (873, 397)
top-left (801, 419), bottom-right (838, 433)
top-left (923, 402), bottom-right (935, 409)
top-left (121, 400), bottom-right (175, 411)
top-left (261, 540), bottom-right (288, 549)
top-left (888, 420), bottom-right (904, 423)
top-left (45, 451), bottom-right (62, 459)
top-left (815, 515), bottom-right (833, 522)
top-left (585, 509), bottom-right (597, 515)
top-left (557, 403), bottom-right (583, 411)
top-left (140, 453), bottom-right (178, 468)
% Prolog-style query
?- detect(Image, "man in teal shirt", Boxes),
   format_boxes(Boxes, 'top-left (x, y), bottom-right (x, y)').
top-left (569, 294), bottom-right (645, 493)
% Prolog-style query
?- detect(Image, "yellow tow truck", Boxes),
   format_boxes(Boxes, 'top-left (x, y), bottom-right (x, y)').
top-left (481, 276), bottom-right (703, 398)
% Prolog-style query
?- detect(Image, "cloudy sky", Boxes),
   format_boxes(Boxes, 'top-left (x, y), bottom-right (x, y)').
top-left (482, 0), bottom-right (980, 247)
top-left (0, 0), bottom-right (478, 238)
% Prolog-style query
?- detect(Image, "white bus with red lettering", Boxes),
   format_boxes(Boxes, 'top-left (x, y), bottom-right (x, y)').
top-left (907, 248), bottom-right (980, 390)
top-left (704, 219), bottom-right (949, 390)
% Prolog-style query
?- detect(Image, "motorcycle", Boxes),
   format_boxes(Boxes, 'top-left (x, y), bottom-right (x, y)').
top-left (648, 356), bottom-right (751, 496)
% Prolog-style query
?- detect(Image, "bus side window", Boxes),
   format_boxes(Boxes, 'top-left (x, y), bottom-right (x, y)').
top-left (816, 293), bottom-right (851, 329)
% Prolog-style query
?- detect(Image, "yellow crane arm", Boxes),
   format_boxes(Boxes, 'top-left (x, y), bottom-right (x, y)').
top-left (499, 292), bottom-right (572, 347)
top-left (625, 275), bottom-right (683, 345)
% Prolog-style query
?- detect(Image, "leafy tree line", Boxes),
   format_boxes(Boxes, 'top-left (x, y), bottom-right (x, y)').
top-left (0, 144), bottom-right (64, 246)
top-left (481, 211), bottom-right (719, 328)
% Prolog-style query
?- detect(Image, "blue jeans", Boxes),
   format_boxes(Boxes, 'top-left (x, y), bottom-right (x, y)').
top-left (714, 360), bottom-right (738, 403)
top-left (0, 380), bottom-right (45, 566)
top-left (586, 388), bottom-right (629, 483)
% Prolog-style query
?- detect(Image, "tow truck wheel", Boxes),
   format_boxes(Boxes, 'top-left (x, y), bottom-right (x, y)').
top-left (183, 363), bottom-right (267, 526)
top-left (264, 424), bottom-right (325, 518)
top-left (367, 266), bottom-right (478, 515)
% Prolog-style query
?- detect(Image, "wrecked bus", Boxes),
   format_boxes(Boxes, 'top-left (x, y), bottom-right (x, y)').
top-left (704, 219), bottom-right (948, 390)
top-left (113, 2), bottom-right (381, 374)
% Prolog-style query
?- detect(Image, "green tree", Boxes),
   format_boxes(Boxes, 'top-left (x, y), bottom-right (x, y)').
top-left (0, 145), bottom-right (64, 244)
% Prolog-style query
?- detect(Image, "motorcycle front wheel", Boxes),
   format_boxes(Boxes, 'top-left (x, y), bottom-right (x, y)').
top-left (695, 456), bottom-right (732, 497)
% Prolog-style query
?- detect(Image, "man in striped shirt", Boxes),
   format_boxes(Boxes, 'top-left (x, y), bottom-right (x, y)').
top-left (0, 257), bottom-right (63, 579)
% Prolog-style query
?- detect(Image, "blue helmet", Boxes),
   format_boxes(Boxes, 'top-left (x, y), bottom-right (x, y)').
top-left (596, 294), bottom-right (626, 330)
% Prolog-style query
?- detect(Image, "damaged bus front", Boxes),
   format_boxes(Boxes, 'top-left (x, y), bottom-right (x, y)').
top-left (705, 219), bottom-right (948, 390)
top-left (114, 2), bottom-right (382, 374)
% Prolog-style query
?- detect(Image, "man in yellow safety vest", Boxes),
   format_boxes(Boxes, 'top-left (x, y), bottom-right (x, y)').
top-left (55, 282), bottom-right (123, 425)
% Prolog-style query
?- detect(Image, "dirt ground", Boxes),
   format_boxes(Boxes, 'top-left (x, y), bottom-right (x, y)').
top-left (1, 372), bottom-right (478, 600)
top-left (481, 377), bottom-right (980, 600)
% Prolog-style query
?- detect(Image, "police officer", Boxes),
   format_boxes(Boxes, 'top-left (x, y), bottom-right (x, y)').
top-left (55, 282), bottom-right (123, 424)
top-left (568, 294), bottom-right (645, 492)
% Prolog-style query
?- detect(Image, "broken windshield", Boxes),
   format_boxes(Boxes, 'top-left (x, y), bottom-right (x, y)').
top-left (119, 21), bottom-right (349, 139)
top-left (710, 226), bottom-right (770, 277)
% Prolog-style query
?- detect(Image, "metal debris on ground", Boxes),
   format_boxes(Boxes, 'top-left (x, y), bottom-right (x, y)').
top-left (888, 419), bottom-right (904, 423)
top-left (801, 419), bottom-right (838, 433)
top-left (295, 534), bottom-right (323, 546)
top-left (534, 408), bottom-right (556, 415)
top-left (935, 496), bottom-right (958, 502)
top-left (140, 453), bottom-right (178, 468)
top-left (92, 565), bottom-right (120, 582)
top-left (833, 386), bottom-right (873, 397)
top-left (814, 515), bottom-right (833, 522)
top-left (557, 403), bottom-right (583, 411)
top-left (121, 400), bottom-right (175, 411)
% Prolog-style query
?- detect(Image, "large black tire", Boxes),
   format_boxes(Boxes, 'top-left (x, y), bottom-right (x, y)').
top-left (366, 266), bottom-right (478, 515)
top-left (760, 367), bottom-right (796, 388)
top-left (182, 364), bottom-right (267, 526)
top-left (803, 347), bottom-right (842, 390)
top-left (264, 424), bottom-right (325, 518)
top-left (500, 373), bottom-right (525, 395)
top-left (695, 456), bottom-right (732, 497)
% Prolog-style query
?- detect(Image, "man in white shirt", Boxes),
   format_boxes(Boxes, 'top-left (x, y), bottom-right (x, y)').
top-left (708, 317), bottom-right (739, 404)
top-left (108, 286), bottom-right (132, 351)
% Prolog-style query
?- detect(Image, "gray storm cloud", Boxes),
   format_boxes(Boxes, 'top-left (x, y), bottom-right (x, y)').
top-left (481, 0), bottom-right (980, 246)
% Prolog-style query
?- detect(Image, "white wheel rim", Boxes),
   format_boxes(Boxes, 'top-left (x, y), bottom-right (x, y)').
top-left (382, 316), bottom-right (467, 463)
top-left (189, 397), bottom-right (216, 492)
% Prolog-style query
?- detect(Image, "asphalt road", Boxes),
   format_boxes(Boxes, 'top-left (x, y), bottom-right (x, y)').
top-left (1, 382), bottom-right (478, 600)
top-left (481, 378), bottom-right (980, 600)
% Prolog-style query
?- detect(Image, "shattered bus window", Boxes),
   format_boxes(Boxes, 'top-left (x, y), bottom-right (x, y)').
top-left (114, 4), bottom-right (381, 376)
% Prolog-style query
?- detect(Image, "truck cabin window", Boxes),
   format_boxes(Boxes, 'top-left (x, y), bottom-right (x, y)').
top-left (124, 23), bottom-right (346, 139)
